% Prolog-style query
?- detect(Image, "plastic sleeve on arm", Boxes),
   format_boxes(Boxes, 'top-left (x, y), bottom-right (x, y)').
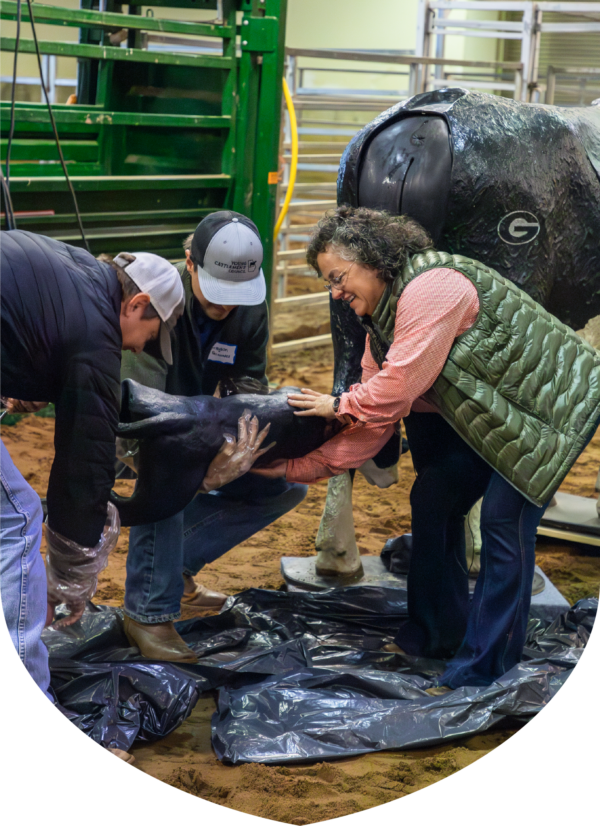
top-left (45, 500), bottom-right (120, 614)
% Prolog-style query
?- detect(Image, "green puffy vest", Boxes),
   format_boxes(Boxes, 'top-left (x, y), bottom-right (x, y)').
top-left (370, 249), bottom-right (600, 507)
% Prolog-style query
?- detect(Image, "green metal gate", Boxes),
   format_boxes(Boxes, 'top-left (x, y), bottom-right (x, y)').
top-left (0, 0), bottom-right (287, 293)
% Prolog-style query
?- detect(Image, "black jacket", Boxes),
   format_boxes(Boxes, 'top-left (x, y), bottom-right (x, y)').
top-left (121, 262), bottom-right (269, 397)
top-left (1, 230), bottom-right (122, 546)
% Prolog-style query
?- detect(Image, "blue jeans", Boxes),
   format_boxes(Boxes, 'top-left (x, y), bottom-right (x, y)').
top-left (395, 412), bottom-right (584, 688)
top-left (125, 475), bottom-right (307, 623)
top-left (0, 441), bottom-right (52, 701)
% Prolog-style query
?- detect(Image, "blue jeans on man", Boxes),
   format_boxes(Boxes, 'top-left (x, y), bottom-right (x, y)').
top-left (125, 474), bottom-right (307, 623)
top-left (0, 441), bottom-right (52, 701)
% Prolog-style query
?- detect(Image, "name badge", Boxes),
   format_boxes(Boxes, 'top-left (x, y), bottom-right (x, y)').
top-left (208, 342), bottom-right (237, 365)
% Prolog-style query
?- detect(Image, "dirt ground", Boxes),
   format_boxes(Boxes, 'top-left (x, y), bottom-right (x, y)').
top-left (3, 342), bottom-right (600, 823)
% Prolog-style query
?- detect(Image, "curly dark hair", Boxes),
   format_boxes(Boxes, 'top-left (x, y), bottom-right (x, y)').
top-left (306, 205), bottom-right (433, 284)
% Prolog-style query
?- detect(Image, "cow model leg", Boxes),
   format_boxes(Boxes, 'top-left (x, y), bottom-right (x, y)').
top-left (315, 472), bottom-right (362, 576)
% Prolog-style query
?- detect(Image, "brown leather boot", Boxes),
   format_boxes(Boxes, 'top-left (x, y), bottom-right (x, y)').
top-left (181, 575), bottom-right (228, 610)
top-left (123, 616), bottom-right (198, 663)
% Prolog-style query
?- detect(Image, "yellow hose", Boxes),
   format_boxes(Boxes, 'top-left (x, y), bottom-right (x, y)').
top-left (273, 77), bottom-right (298, 240)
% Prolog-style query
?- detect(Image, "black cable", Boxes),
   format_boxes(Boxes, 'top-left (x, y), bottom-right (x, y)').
top-left (1, 168), bottom-right (17, 230)
top-left (5, 0), bottom-right (22, 195)
top-left (25, 0), bottom-right (90, 252)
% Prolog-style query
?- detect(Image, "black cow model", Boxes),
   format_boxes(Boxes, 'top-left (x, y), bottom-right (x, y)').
top-left (331, 87), bottom-right (600, 393)
top-left (111, 379), bottom-right (339, 526)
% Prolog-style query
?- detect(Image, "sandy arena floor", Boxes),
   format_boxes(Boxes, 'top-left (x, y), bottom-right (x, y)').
top-left (3, 342), bottom-right (600, 823)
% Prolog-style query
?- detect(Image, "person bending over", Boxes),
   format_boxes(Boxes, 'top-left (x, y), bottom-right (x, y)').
top-left (1, 232), bottom-right (185, 700)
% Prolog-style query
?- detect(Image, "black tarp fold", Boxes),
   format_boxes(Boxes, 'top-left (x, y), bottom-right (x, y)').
top-left (43, 590), bottom-right (596, 762)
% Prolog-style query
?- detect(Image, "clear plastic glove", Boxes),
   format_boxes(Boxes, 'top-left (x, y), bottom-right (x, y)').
top-left (45, 501), bottom-right (120, 628)
top-left (200, 409), bottom-right (275, 492)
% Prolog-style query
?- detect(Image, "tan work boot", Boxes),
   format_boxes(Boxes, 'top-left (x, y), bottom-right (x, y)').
top-left (123, 616), bottom-right (198, 663)
top-left (181, 574), bottom-right (228, 610)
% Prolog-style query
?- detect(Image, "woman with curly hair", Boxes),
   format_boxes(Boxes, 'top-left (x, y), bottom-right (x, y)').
top-left (255, 205), bottom-right (600, 689)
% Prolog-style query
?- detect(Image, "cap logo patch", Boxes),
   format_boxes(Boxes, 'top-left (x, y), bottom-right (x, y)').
top-left (248, 260), bottom-right (257, 273)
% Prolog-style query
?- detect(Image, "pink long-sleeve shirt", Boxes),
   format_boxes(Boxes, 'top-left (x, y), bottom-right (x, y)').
top-left (286, 267), bottom-right (480, 484)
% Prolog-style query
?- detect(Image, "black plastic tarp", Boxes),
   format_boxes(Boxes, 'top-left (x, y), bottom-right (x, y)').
top-left (43, 589), bottom-right (596, 762)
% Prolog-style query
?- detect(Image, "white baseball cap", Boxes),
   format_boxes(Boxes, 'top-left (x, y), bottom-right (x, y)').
top-left (190, 211), bottom-right (266, 306)
top-left (113, 252), bottom-right (185, 365)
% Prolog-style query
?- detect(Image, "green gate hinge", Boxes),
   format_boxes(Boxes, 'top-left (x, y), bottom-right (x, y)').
top-left (240, 15), bottom-right (278, 53)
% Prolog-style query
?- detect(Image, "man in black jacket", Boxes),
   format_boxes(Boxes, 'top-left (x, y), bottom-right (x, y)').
top-left (1, 231), bottom-right (185, 699)
top-left (121, 212), bottom-right (307, 662)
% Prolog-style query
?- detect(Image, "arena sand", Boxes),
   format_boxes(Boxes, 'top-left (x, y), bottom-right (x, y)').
top-left (3, 343), bottom-right (600, 823)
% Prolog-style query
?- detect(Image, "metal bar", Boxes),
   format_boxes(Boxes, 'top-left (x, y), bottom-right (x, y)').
top-left (275, 263), bottom-right (317, 273)
top-left (11, 207), bottom-right (214, 224)
top-left (38, 223), bottom-right (201, 241)
top-left (296, 86), bottom-right (406, 96)
top-left (430, 78), bottom-right (517, 91)
top-left (546, 66), bottom-right (556, 104)
top-left (429, 1), bottom-right (531, 10)
top-left (292, 99), bottom-right (406, 111)
top-left (429, 29), bottom-right (525, 40)
top-left (246, 0), bottom-right (288, 305)
top-left (540, 22), bottom-right (600, 32)
top-left (283, 142), bottom-right (348, 151)
top-left (283, 153), bottom-right (342, 161)
top-left (520, 3), bottom-right (534, 102)
top-left (286, 47), bottom-right (522, 71)
top-left (272, 333), bottom-right (332, 353)
top-left (277, 248), bottom-right (308, 259)
top-left (298, 65), bottom-right (413, 76)
top-left (432, 18), bottom-right (525, 31)
top-left (285, 199), bottom-right (337, 211)
top-left (0, 38), bottom-right (234, 70)
top-left (537, 2), bottom-right (600, 10)
top-left (544, 67), bottom-right (600, 75)
top-left (274, 293), bottom-right (328, 306)
top-left (0, 1), bottom-right (234, 38)
top-left (278, 225), bottom-right (317, 235)
top-left (7, 174), bottom-right (232, 191)
top-left (0, 103), bottom-right (231, 129)
top-left (530, 7), bottom-right (543, 103)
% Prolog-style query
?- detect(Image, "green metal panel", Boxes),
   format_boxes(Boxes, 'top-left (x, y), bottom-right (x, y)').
top-left (0, 0), bottom-right (234, 38)
top-left (0, 37), bottom-right (234, 70)
top-left (0, 0), bottom-right (287, 298)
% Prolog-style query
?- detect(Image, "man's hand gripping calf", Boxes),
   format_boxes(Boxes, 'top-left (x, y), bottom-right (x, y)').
top-left (200, 410), bottom-right (275, 492)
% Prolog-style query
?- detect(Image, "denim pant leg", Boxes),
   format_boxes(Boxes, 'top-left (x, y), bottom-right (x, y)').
top-left (124, 510), bottom-right (185, 624)
top-left (440, 472), bottom-right (546, 688)
top-left (394, 413), bottom-right (492, 658)
top-left (182, 475), bottom-right (308, 574)
top-left (0, 441), bottom-right (52, 701)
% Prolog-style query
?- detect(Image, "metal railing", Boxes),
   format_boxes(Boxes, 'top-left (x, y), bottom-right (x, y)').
top-left (273, 44), bottom-right (525, 352)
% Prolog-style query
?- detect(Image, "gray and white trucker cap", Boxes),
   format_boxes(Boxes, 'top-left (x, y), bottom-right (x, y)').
top-left (113, 252), bottom-right (185, 365)
top-left (190, 210), bottom-right (266, 306)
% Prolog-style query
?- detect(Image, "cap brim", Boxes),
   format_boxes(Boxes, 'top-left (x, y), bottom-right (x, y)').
top-left (197, 267), bottom-right (266, 307)
top-left (159, 321), bottom-right (173, 365)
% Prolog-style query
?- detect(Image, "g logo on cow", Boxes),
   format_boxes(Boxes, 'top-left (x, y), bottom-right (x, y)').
top-left (497, 211), bottom-right (541, 245)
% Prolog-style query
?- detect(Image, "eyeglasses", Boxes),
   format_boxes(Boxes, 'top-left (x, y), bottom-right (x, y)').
top-left (323, 263), bottom-right (353, 294)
